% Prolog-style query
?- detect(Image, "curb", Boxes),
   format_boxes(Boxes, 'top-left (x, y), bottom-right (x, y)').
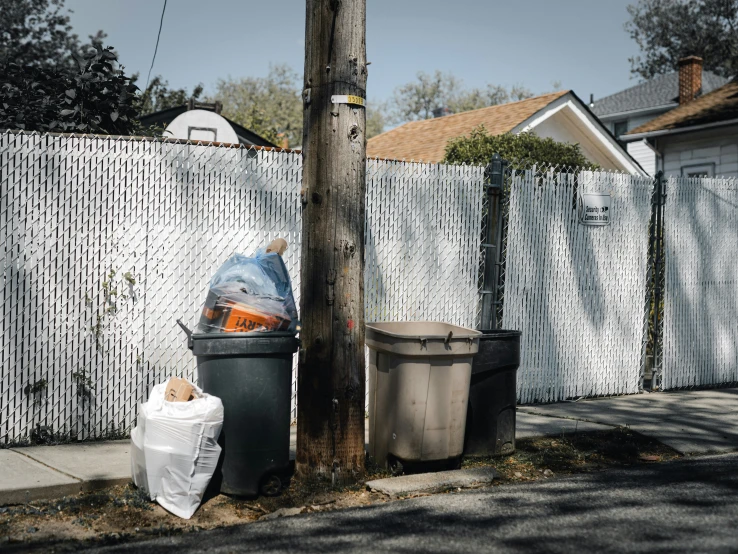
top-left (0, 477), bottom-right (131, 507)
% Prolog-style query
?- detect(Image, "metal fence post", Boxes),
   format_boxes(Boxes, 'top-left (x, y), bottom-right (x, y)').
top-left (480, 153), bottom-right (505, 330)
top-left (649, 170), bottom-right (666, 390)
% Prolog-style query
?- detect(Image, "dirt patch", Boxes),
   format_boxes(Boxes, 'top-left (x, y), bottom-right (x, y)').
top-left (0, 427), bottom-right (681, 552)
top-left (463, 426), bottom-right (682, 482)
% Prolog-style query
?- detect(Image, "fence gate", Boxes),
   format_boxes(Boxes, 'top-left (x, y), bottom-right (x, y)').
top-left (660, 174), bottom-right (738, 389)
top-left (498, 166), bottom-right (654, 404)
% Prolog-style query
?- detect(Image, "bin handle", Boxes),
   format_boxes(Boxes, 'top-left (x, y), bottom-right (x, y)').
top-left (176, 319), bottom-right (194, 350)
top-left (444, 331), bottom-right (453, 347)
top-left (418, 337), bottom-right (427, 349)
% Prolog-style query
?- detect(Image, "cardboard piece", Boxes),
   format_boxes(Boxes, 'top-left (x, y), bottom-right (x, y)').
top-left (165, 378), bottom-right (195, 402)
top-left (266, 238), bottom-right (288, 256)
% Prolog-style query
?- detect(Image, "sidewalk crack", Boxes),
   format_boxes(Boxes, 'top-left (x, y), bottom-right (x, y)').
top-left (9, 449), bottom-right (83, 482)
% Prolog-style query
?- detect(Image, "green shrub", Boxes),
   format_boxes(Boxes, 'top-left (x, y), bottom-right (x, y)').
top-left (0, 45), bottom-right (139, 135)
top-left (442, 125), bottom-right (598, 170)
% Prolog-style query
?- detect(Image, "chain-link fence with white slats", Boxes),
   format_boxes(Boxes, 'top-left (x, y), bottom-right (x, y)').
top-left (500, 167), bottom-right (654, 403)
top-left (5, 130), bottom-right (738, 445)
top-left (0, 131), bottom-right (485, 443)
top-left (661, 175), bottom-right (738, 389)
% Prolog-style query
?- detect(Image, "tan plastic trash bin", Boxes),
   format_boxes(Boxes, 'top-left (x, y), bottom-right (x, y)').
top-left (366, 321), bottom-right (481, 469)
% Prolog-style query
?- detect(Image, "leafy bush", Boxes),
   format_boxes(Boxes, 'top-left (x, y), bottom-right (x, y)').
top-left (442, 126), bottom-right (597, 170)
top-left (0, 45), bottom-right (139, 135)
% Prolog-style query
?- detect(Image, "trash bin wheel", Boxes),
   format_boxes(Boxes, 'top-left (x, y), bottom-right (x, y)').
top-left (259, 474), bottom-right (283, 497)
top-left (446, 455), bottom-right (463, 470)
top-left (388, 456), bottom-right (404, 476)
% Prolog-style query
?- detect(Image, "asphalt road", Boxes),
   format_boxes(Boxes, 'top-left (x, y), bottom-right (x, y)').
top-left (87, 453), bottom-right (738, 553)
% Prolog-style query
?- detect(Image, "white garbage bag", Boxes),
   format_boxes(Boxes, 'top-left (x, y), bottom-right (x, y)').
top-left (130, 380), bottom-right (224, 519)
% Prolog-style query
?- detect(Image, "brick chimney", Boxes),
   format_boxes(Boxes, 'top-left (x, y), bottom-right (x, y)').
top-left (678, 56), bottom-right (703, 105)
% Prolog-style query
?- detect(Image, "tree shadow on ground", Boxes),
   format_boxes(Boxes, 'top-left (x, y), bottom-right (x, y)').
top-left (11, 453), bottom-right (737, 553)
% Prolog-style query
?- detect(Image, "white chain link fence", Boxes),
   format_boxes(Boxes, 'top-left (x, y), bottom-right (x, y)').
top-left (4, 130), bottom-right (737, 444)
top-left (501, 168), bottom-right (654, 403)
top-left (0, 131), bottom-right (485, 444)
top-left (662, 175), bottom-right (738, 389)
top-left (365, 159), bottom-right (484, 326)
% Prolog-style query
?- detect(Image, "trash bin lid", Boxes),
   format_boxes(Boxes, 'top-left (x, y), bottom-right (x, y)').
top-left (366, 321), bottom-right (480, 357)
top-left (477, 329), bottom-right (522, 340)
top-left (191, 332), bottom-right (299, 356)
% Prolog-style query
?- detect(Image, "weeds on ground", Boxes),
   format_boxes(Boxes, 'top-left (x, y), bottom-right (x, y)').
top-left (0, 427), bottom-right (681, 552)
top-left (463, 426), bottom-right (681, 482)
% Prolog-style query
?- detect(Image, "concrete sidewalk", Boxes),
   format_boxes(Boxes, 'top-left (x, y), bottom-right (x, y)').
top-left (518, 388), bottom-right (738, 455)
top-left (2, 388), bottom-right (736, 506)
top-left (0, 441), bottom-right (131, 505)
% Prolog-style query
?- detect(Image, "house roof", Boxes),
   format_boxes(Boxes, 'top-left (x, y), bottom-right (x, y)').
top-left (624, 78), bottom-right (738, 137)
top-left (367, 90), bottom-right (569, 162)
top-left (138, 105), bottom-right (275, 147)
top-left (591, 71), bottom-right (729, 118)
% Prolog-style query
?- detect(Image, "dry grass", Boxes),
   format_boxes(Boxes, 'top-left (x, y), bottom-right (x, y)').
top-left (463, 426), bottom-right (681, 483)
top-left (0, 427), bottom-right (681, 552)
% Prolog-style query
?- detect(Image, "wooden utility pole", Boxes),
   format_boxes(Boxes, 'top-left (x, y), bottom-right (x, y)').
top-left (296, 0), bottom-right (367, 482)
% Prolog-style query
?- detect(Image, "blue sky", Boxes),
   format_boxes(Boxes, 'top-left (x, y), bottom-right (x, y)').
top-left (65, 0), bottom-right (643, 105)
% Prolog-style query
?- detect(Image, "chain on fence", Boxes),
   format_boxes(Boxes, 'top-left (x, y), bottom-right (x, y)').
top-left (0, 131), bottom-right (485, 444)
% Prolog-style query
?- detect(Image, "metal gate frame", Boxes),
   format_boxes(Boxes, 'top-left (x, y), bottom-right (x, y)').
top-left (482, 155), bottom-right (655, 402)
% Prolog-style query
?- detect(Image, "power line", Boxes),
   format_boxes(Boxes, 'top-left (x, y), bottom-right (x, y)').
top-left (144, 0), bottom-right (168, 93)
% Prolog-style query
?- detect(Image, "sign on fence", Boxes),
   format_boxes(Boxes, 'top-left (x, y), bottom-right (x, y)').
top-left (578, 192), bottom-right (612, 226)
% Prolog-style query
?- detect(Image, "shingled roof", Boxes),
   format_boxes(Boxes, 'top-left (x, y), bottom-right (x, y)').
top-left (367, 90), bottom-right (569, 162)
top-left (625, 78), bottom-right (738, 137)
top-left (591, 71), bottom-right (729, 117)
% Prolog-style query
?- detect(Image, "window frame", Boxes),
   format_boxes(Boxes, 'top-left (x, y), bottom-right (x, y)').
top-left (680, 163), bottom-right (715, 178)
top-left (613, 120), bottom-right (628, 138)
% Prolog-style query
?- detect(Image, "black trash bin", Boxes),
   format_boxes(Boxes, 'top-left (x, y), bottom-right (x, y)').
top-left (464, 330), bottom-right (522, 457)
top-left (186, 330), bottom-right (298, 497)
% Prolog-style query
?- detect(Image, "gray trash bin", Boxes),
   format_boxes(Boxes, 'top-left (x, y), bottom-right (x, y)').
top-left (180, 324), bottom-right (298, 497)
top-left (366, 322), bottom-right (481, 470)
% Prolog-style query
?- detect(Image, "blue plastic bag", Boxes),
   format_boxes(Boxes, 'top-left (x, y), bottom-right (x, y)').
top-left (197, 249), bottom-right (300, 334)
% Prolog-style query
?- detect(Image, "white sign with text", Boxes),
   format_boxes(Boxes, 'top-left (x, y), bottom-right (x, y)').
top-left (578, 193), bottom-right (611, 226)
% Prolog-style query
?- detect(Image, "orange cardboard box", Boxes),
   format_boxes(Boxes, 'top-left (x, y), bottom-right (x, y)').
top-left (221, 302), bottom-right (288, 333)
top-left (165, 377), bottom-right (195, 402)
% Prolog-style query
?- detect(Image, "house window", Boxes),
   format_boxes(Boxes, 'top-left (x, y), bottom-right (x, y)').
top-left (681, 163), bottom-right (715, 178)
top-left (613, 120), bottom-right (628, 138)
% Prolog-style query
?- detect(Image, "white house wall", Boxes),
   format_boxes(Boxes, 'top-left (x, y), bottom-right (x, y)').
top-left (531, 110), bottom-right (622, 171)
top-left (656, 125), bottom-right (738, 177)
top-left (600, 108), bottom-right (672, 136)
top-left (516, 95), bottom-right (643, 174)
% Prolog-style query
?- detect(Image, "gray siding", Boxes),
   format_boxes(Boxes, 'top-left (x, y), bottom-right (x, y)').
top-left (658, 125), bottom-right (738, 177)
top-left (627, 140), bottom-right (656, 176)
top-left (602, 109), bottom-right (670, 137)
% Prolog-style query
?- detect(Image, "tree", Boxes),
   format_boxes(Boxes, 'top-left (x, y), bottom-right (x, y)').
top-left (297, 0), bottom-right (367, 483)
top-left (388, 71), bottom-right (536, 125)
top-left (0, 45), bottom-right (139, 135)
top-left (449, 84), bottom-right (534, 114)
top-left (135, 75), bottom-right (204, 115)
top-left (389, 70), bottom-right (463, 122)
top-left (214, 65), bottom-right (303, 147)
top-left (366, 100), bottom-right (387, 138)
top-left (626, 0), bottom-right (738, 79)
top-left (442, 126), bottom-right (597, 170)
top-left (0, 0), bottom-right (107, 72)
